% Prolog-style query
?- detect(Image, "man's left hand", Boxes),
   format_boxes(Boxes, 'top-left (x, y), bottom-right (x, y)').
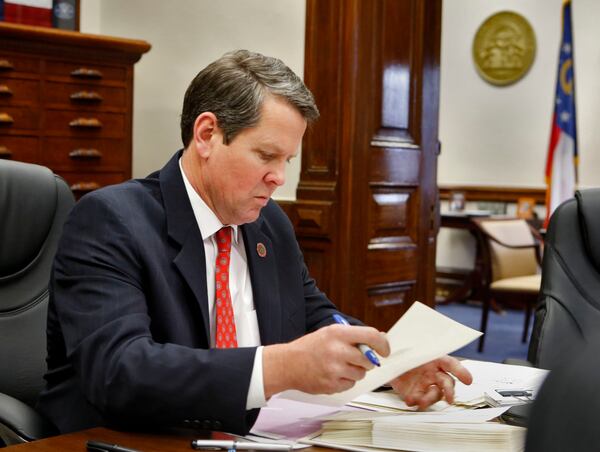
top-left (389, 355), bottom-right (472, 410)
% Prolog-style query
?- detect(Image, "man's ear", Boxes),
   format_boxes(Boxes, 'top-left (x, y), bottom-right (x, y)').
top-left (192, 112), bottom-right (219, 158)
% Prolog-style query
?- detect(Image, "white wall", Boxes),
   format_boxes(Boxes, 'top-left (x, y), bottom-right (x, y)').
top-left (439, 0), bottom-right (600, 190)
top-left (80, 1), bottom-right (598, 267)
top-left (79, 0), bottom-right (306, 200)
top-left (437, 0), bottom-right (600, 270)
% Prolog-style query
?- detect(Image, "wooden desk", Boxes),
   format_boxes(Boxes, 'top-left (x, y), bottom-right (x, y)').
top-left (6, 428), bottom-right (328, 452)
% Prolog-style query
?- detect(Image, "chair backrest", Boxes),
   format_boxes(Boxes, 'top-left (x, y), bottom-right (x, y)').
top-left (526, 333), bottom-right (600, 451)
top-left (476, 218), bottom-right (539, 282)
top-left (0, 160), bottom-right (75, 407)
top-left (528, 188), bottom-right (600, 369)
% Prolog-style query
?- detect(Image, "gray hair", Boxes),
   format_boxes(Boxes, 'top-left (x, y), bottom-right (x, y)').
top-left (180, 49), bottom-right (319, 146)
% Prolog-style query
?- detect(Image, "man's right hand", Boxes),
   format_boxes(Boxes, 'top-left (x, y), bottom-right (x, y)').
top-left (262, 324), bottom-right (390, 398)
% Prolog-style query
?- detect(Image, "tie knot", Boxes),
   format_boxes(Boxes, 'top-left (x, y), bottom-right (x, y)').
top-left (216, 227), bottom-right (232, 253)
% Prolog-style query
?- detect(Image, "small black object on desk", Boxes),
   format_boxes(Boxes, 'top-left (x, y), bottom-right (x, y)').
top-left (87, 440), bottom-right (143, 452)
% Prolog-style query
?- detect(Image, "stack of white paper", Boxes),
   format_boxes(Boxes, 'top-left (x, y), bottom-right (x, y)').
top-left (307, 408), bottom-right (525, 452)
top-left (372, 421), bottom-right (525, 452)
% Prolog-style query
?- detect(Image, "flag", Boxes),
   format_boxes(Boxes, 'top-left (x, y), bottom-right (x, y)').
top-left (544, 0), bottom-right (578, 227)
top-left (3, 0), bottom-right (53, 27)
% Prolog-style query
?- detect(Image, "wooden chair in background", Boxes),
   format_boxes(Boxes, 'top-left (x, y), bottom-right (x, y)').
top-left (473, 218), bottom-right (543, 352)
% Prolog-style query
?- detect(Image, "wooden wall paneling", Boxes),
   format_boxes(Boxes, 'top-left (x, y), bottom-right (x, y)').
top-left (439, 185), bottom-right (546, 204)
top-left (365, 282), bottom-right (416, 328)
top-left (296, 0), bottom-right (442, 331)
top-left (414, 0), bottom-right (443, 308)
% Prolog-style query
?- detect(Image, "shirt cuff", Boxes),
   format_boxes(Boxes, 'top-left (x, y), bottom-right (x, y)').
top-left (246, 346), bottom-right (267, 410)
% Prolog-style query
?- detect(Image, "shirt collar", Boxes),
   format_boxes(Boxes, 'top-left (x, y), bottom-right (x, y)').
top-left (178, 157), bottom-right (239, 243)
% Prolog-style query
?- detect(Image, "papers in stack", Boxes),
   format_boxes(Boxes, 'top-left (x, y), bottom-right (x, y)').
top-left (248, 303), bottom-right (545, 452)
top-left (454, 360), bottom-right (549, 408)
top-left (304, 408), bottom-right (526, 452)
top-left (349, 391), bottom-right (468, 413)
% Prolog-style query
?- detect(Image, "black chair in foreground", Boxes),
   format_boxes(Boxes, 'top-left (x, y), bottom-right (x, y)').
top-left (526, 334), bottom-right (600, 451)
top-left (0, 160), bottom-right (75, 445)
top-left (528, 188), bottom-right (600, 369)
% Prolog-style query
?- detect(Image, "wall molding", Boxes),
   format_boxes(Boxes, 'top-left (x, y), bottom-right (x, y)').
top-left (439, 185), bottom-right (546, 204)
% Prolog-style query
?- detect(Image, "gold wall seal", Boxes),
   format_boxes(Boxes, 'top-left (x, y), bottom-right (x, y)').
top-left (473, 11), bottom-right (536, 86)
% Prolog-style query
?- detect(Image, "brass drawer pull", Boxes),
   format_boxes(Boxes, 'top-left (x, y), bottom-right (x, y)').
top-left (70, 181), bottom-right (101, 193)
top-left (70, 68), bottom-right (103, 79)
top-left (0, 112), bottom-right (14, 124)
top-left (0, 145), bottom-right (13, 159)
top-left (70, 91), bottom-right (103, 102)
top-left (0, 59), bottom-right (15, 71)
top-left (69, 118), bottom-right (103, 128)
top-left (69, 148), bottom-right (103, 159)
top-left (0, 85), bottom-right (13, 97)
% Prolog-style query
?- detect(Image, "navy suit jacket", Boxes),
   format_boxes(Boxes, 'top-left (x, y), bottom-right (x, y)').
top-left (37, 151), bottom-right (344, 434)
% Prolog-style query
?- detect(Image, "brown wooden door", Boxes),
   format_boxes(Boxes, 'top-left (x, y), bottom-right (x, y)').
top-left (287, 0), bottom-right (441, 331)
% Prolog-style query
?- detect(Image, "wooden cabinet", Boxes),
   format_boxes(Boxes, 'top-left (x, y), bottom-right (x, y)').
top-left (0, 23), bottom-right (150, 197)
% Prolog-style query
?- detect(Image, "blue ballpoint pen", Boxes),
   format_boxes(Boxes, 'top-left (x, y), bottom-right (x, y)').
top-left (332, 314), bottom-right (381, 367)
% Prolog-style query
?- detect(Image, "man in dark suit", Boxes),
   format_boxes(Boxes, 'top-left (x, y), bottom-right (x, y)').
top-left (37, 50), bottom-right (471, 434)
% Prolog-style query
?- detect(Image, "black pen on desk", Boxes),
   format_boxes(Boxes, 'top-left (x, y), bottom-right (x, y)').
top-left (87, 440), bottom-right (142, 452)
top-left (332, 314), bottom-right (381, 367)
top-left (191, 439), bottom-right (292, 450)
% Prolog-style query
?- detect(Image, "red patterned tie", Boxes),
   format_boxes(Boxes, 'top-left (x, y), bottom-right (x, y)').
top-left (215, 227), bottom-right (238, 348)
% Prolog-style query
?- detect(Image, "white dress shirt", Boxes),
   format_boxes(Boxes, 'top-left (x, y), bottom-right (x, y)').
top-left (179, 159), bottom-right (267, 410)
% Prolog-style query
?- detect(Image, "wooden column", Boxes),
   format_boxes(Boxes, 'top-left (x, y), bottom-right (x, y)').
top-left (287, 0), bottom-right (442, 330)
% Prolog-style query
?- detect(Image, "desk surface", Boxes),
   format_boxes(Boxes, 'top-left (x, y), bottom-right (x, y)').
top-left (7, 428), bottom-right (328, 452)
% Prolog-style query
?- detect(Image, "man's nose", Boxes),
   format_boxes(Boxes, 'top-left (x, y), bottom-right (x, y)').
top-left (266, 163), bottom-right (286, 186)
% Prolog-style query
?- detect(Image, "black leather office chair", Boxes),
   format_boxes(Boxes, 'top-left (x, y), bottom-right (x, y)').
top-left (0, 160), bottom-right (74, 445)
top-left (526, 333), bottom-right (600, 451)
top-left (528, 188), bottom-right (600, 369)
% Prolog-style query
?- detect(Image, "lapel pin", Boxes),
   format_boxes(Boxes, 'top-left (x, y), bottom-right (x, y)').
top-left (256, 242), bottom-right (267, 258)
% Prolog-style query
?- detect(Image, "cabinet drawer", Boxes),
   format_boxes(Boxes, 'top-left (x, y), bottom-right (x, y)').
top-left (43, 81), bottom-right (126, 109)
top-left (0, 106), bottom-right (39, 130)
top-left (42, 137), bottom-right (128, 170)
top-left (46, 60), bottom-right (127, 83)
top-left (0, 78), bottom-right (40, 105)
top-left (0, 136), bottom-right (39, 162)
top-left (58, 171), bottom-right (127, 196)
top-left (0, 54), bottom-right (40, 76)
top-left (43, 110), bottom-right (125, 138)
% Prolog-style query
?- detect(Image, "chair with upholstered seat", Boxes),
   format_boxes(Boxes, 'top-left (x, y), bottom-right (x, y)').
top-left (528, 188), bottom-right (600, 370)
top-left (0, 160), bottom-right (74, 445)
top-left (473, 218), bottom-right (543, 352)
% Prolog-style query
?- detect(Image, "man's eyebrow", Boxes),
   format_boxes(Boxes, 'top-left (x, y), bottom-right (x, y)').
top-left (253, 144), bottom-right (289, 156)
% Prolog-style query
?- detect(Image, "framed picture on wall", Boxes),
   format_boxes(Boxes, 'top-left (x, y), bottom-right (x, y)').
top-left (516, 197), bottom-right (536, 219)
top-left (0, 0), bottom-right (79, 30)
top-left (449, 191), bottom-right (466, 212)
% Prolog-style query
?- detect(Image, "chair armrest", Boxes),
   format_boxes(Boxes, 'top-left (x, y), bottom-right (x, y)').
top-left (0, 392), bottom-right (58, 444)
top-left (478, 228), bottom-right (538, 250)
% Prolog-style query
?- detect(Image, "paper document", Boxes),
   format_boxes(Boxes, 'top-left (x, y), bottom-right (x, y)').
top-left (250, 395), bottom-right (359, 441)
top-left (319, 406), bottom-right (509, 424)
top-left (280, 302), bottom-right (482, 406)
top-left (454, 360), bottom-right (549, 407)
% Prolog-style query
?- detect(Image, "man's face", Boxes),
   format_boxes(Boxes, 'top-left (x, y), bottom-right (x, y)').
top-left (200, 96), bottom-right (307, 225)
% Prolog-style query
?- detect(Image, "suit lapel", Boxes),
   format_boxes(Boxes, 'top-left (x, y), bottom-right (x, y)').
top-left (242, 220), bottom-right (282, 345)
top-left (160, 151), bottom-right (210, 343)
